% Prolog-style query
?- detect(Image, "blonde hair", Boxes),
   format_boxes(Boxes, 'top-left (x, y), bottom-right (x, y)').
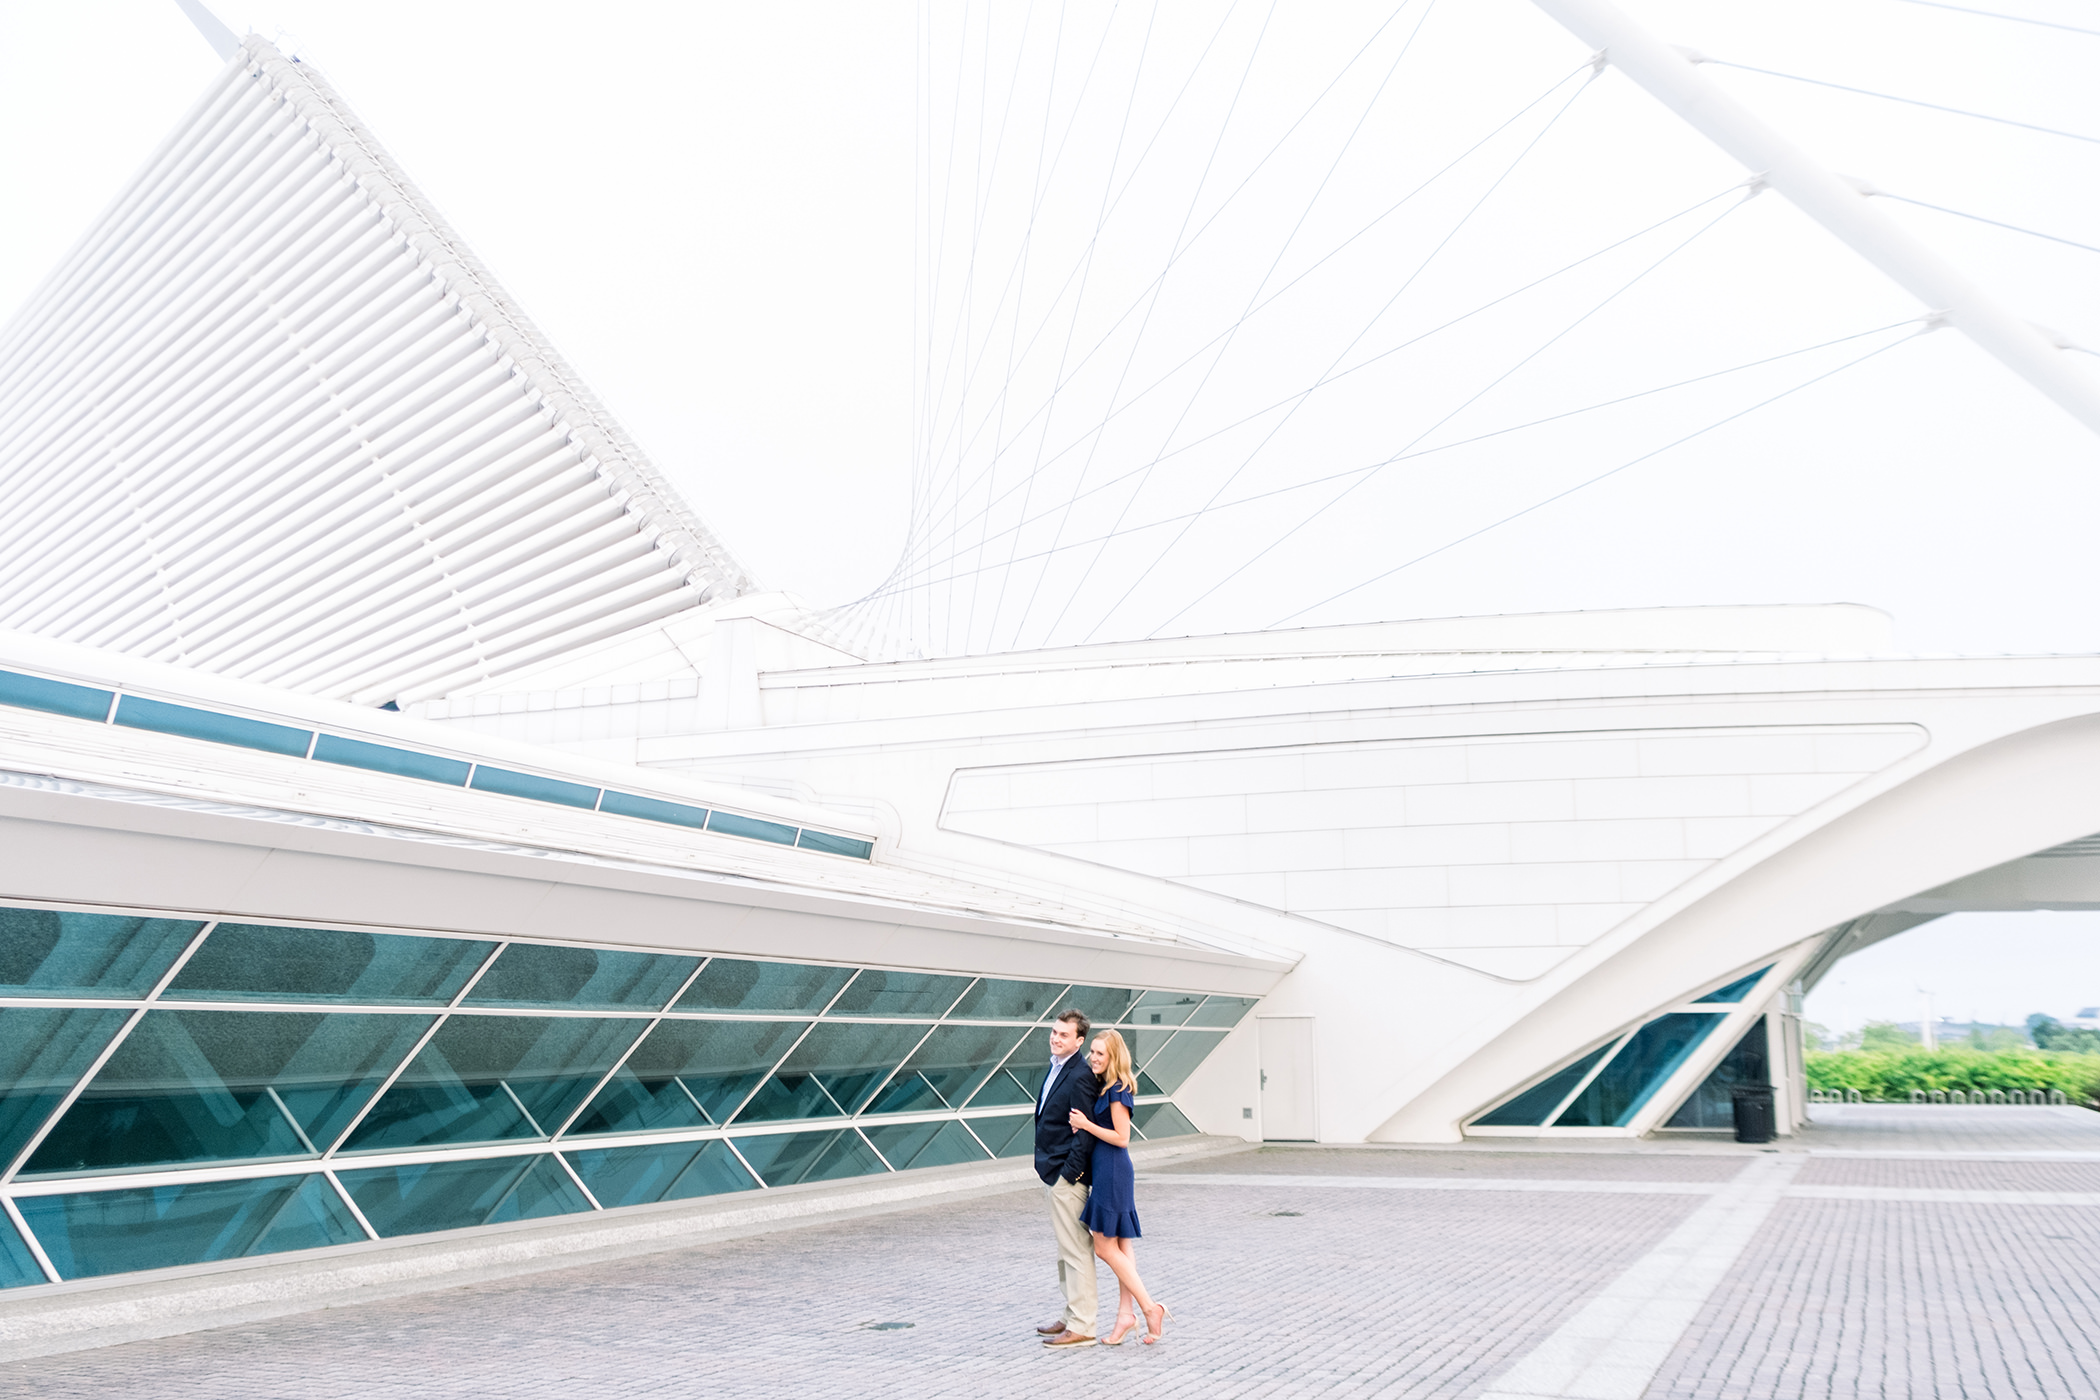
top-left (1092, 1029), bottom-right (1138, 1095)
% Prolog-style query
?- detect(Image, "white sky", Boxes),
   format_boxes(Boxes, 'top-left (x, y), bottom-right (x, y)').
top-left (1804, 911), bottom-right (2100, 1033)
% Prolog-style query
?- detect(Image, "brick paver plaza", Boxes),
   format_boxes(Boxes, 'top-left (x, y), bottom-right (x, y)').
top-left (5, 1106), bottom-right (2098, 1398)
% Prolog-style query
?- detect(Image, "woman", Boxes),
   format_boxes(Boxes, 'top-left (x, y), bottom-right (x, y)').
top-left (1068, 1029), bottom-right (1171, 1345)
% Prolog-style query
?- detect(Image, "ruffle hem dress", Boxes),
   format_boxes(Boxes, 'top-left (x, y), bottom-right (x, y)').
top-left (1078, 1083), bottom-right (1141, 1239)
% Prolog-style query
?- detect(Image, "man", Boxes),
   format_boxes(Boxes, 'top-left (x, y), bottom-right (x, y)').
top-left (1034, 1008), bottom-right (1100, 1348)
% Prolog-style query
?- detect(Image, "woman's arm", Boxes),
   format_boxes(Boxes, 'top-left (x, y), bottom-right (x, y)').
top-left (1068, 1099), bottom-right (1133, 1148)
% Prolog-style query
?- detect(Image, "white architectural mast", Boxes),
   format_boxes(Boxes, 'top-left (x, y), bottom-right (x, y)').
top-left (1531, 0), bottom-right (2100, 439)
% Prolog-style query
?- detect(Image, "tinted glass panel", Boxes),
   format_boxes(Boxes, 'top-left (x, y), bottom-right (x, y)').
top-left (1128, 1029), bottom-right (1224, 1094)
top-left (736, 1022), bottom-right (931, 1123)
top-left (675, 959), bottom-right (852, 1015)
top-left (598, 791), bottom-right (710, 829)
top-left (864, 1025), bottom-right (1031, 1116)
top-left (567, 1019), bottom-right (807, 1135)
top-left (311, 735), bottom-right (470, 785)
top-left (165, 924), bottom-right (489, 1005)
top-left (1062, 986), bottom-right (1139, 1025)
top-left (732, 1129), bottom-right (885, 1187)
top-left (114, 697), bottom-right (310, 756)
top-left (706, 812), bottom-right (797, 845)
top-left (340, 1154), bottom-right (590, 1237)
top-left (1668, 1018), bottom-right (1772, 1129)
top-left (0, 1008), bottom-right (129, 1169)
top-left (462, 944), bottom-right (697, 1010)
top-left (1556, 1013), bottom-right (1724, 1128)
top-left (0, 909), bottom-right (200, 997)
top-left (967, 1113), bottom-right (1035, 1158)
top-left (344, 1016), bottom-right (649, 1151)
top-left (1131, 1102), bottom-right (1199, 1140)
top-left (1129, 991), bottom-right (1205, 1027)
top-left (1474, 1043), bottom-right (1615, 1127)
top-left (1186, 995), bottom-right (1260, 1029)
top-left (0, 668), bottom-right (111, 721)
top-left (26, 1011), bottom-right (432, 1174)
top-left (967, 1063), bottom-right (1042, 1109)
top-left (1692, 966), bottom-right (1773, 1005)
top-left (563, 1138), bottom-right (757, 1209)
top-left (795, 830), bottom-right (873, 859)
top-left (863, 1118), bottom-right (992, 1171)
top-left (17, 1174), bottom-right (360, 1279)
top-left (947, 979), bottom-right (1069, 1022)
top-left (830, 971), bottom-right (969, 1018)
top-left (0, 1212), bottom-right (42, 1288)
top-left (468, 767), bottom-right (599, 809)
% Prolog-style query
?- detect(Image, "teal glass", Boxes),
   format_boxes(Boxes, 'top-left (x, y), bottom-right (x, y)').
top-left (164, 924), bottom-right (490, 1005)
top-left (733, 1129), bottom-right (885, 1187)
top-left (1693, 966), bottom-right (1774, 1004)
top-left (1186, 995), bottom-right (1260, 1028)
top-left (17, 1174), bottom-right (360, 1279)
top-left (705, 811), bottom-right (797, 845)
top-left (0, 1008), bottom-right (131, 1170)
top-left (966, 1113), bottom-right (1034, 1157)
top-left (468, 766), bottom-right (599, 808)
top-left (863, 1024), bottom-right (1031, 1115)
top-left (311, 735), bottom-right (469, 785)
top-left (965, 1038), bottom-right (1047, 1108)
top-left (1062, 986), bottom-right (1139, 1025)
top-left (735, 1022), bottom-right (931, 1122)
top-left (1129, 991), bottom-right (1205, 1027)
top-left (863, 1118), bottom-right (990, 1171)
top-left (25, 1010), bottom-right (433, 1174)
top-left (562, 1139), bottom-right (757, 1209)
top-left (0, 908), bottom-right (200, 996)
top-left (343, 1016), bottom-right (649, 1150)
top-left (598, 790), bottom-right (710, 829)
top-left (830, 970), bottom-right (969, 1018)
top-left (1475, 1043), bottom-right (1615, 1127)
top-left (462, 944), bottom-right (697, 1010)
top-left (340, 1154), bottom-right (590, 1237)
top-left (0, 668), bottom-right (111, 721)
top-left (675, 959), bottom-right (852, 1014)
top-left (1127, 1029), bottom-right (1222, 1094)
top-left (0, 1211), bottom-right (43, 1287)
top-left (947, 979), bottom-right (1069, 1022)
top-left (795, 830), bottom-right (873, 859)
top-left (1556, 1013), bottom-right (1724, 1127)
top-left (566, 1019), bottom-right (808, 1134)
top-left (1668, 1018), bottom-right (1771, 1129)
top-left (113, 696), bottom-right (310, 756)
top-left (1131, 1102), bottom-right (1198, 1139)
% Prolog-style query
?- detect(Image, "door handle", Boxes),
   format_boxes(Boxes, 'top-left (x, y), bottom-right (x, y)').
top-left (1260, 1071), bottom-right (1267, 1088)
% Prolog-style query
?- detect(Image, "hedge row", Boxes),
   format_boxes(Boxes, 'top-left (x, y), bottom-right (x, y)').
top-left (1806, 1048), bottom-right (2100, 1102)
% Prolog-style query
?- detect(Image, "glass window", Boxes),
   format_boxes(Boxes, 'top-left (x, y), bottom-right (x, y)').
top-left (598, 791), bottom-right (710, 829)
top-left (1555, 1013), bottom-right (1724, 1128)
top-left (946, 979), bottom-right (1069, 1022)
top-left (311, 735), bottom-right (470, 786)
top-left (113, 696), bottom-right (311, 756)
top-left (1667, 1018), bottom-right (1772, 1129)
top-left (1474, 1043), bottom-right (1616, 1127)
top-left (675, 959), bottom-right (852, 1015)
top-left (966, 1113), bottom-right (1035, 1158)
top-left (468, 766), bottom-right (599, 809)
top-left (965, 1036), bottom-right (1047, 1109)
top-left (1692, 966), bottom-right (1774, 1004)
top-left (731, 1129), bottom-right (886, 1187)
top-left (829, 970), bottom-right (970, 1018)
top-left (795, 830), bottom-right (873, 859)
top-left (1131, 1103), bottom-right (1199, 1140)
top-left (0, 668), bottom-right (111, 722)
top-left (1062, 986), bottom-right (1139, 1025)
top-left (339, 1154), bottom-right (590, 1237)
top-left (0, 1211), bottom-right (43, 1288)
top-left (16, 1174), bottom-right (361, 1279)
top-left (1185, 995), bottom-right (1261, 1029)
top-left (1127, 1029), bottom-right (1224, 1095)
top-left (343, 1016), bottom-right (649, 1151)
top-left (462, 944), bottom-right (697, 1011)
top-left (863, 1025), bottom-right (1032, 1116)
top-left (706, 812), bottom-right (798, 846)
top-left (25, 1011), bottom-right (433, 1174)
top-left (0, 1009), bottom-right (131, 1170)
top-left (0, 908), bottom-right (200, 997)
top-left (562, 1139), bottom-right (757, 1209)
top-left (1129, 991), bottom-right (1205, 1028)
top-left (164, 924), bottom-right (490, 1005)
top-left (735, 1022), bottom-right (932, 1123)
top-left (863, 1119), bottom-right (990, 1172)
top-left (566, 1019), bottom-right (808, 1135)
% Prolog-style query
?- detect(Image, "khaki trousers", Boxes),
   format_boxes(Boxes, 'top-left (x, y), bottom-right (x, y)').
top-left (1048, 1176), bottom-right (1098, 1333)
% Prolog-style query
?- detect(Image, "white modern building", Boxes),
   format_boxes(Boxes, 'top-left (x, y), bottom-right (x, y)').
top-left (3, 24), bottom-right (2100, 1311)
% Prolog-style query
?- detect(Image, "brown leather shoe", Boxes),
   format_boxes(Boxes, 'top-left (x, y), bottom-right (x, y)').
top-left (1035, 1321), bottom-right (1067, 1336)
top-left (1043, 1331), bottom-right (1097, 1349)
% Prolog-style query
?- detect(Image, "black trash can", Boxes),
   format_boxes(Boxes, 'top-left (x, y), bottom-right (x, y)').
top-left (1731, 1084), bottom-right (1776, 1144)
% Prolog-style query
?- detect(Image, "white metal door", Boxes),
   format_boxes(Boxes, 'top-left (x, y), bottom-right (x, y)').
top-left (1259, 1017), bottom-right (1317, 1141)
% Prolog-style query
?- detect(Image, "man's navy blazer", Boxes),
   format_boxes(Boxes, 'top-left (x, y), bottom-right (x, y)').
top-left (1033, 1056), bottom-right (1100, 1186)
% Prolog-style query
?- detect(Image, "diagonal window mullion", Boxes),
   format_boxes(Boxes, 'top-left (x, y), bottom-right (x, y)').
top-left (322, 1167), bottom-right (381, 1241)
top-left (1544, 1033), bottom-right (1635, 1126)
top-left (0, 1192), bottom-right (60, 1284)
top-left (549, 1149), bottom-right (601, 1211)
top-left (264, 1085), bottom-right (320, 1155)
top-left (713, 968), bottom-right (868, 1127)
top-left (547, 958), bottom-right (711, 1142)
top-left (852, 1020), bottom-right (947, 1119)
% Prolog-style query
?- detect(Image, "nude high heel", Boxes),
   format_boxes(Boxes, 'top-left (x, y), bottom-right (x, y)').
top-left (1102, 1315), bottom-right (1138, 1346)
top-left (1142, 1302), bottom-right (1172, 1344)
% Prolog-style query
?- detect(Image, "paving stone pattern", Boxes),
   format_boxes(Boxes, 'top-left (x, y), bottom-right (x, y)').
top-left (1797, 1156), bottom-right (2100, 1191)
top-left (1159, 1147), bottom-right (1744, 1182)
top-left (1799, 1104), bottom-right (2100, 1153)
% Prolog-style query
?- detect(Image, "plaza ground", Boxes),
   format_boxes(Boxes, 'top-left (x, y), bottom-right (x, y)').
top-left (3, 1106), bottom-right (2097, 1399)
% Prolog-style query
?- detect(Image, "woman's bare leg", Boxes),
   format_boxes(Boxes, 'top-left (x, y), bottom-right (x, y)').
top-left (1091, 1232), bottom-right (1157, 1325)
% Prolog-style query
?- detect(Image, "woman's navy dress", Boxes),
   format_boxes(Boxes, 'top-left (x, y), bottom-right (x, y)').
top-left (1078, 1084), bottom-right (1141, 1238)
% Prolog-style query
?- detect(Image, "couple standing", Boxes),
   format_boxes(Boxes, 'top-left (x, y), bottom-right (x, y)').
top-left (1032, 1008), bottom-right (1171, 1349)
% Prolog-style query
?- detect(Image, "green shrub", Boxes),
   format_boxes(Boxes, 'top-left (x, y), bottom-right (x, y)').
top-left (1805, 1047), bottom-right (2100, 1103)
